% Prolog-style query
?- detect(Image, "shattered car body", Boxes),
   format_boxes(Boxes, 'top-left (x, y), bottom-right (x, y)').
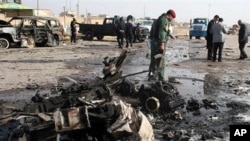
top-left (0, 16), bottom-right (64, 48)
top-left (0, 50), bottom-right (184, 141)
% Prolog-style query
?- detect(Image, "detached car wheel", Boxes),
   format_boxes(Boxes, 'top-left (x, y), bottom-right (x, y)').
top-left (0, 38), bottom-right (10, 48)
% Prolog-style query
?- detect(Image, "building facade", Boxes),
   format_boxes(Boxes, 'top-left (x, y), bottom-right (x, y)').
top-left (0, 0), bottom-right (22, 4)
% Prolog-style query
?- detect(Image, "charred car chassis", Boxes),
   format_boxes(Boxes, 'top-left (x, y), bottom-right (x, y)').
top-left (0, 16), bottom-right (64, 48)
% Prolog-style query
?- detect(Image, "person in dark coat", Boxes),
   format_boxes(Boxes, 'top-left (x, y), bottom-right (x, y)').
top-left (133, 23), bottom-right (141, 43)
top-left (116, 17), bottom-right (126, 48)
top-left (206, 15), bottom-right (220, 60)
top-left (125, 15), bottom-right (134, 48)
top-left (238, 20), bottom-right (248, 60)
top-left (70, 18), bottom-right (78, 44)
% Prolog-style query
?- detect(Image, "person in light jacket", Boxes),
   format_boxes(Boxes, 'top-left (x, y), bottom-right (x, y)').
top-left (206, 15), bottom-right (220, 60)
top-left (210, 18), bottom-right (227, 62)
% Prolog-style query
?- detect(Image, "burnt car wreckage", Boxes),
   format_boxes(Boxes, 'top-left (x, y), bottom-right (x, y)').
top-left (0, 50), bottom-right (185, 141)
top-left (0, 16), bottom-right (64, 49)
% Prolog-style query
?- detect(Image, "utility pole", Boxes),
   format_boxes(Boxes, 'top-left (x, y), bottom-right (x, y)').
top-left (65, 0), bottom-right (67, 11)
top-left (37, 0), bottom-right (39, 16)
top-left (144, 4), bottom-right (145, 18)
top-left (208, 3), bottom-right (211, 18)
top-left (63, 6), bottom-right (66, 27)
top-left (70, 0), bottom-right (71, 11)
top-left (77, 0), bottom-right (79, 17)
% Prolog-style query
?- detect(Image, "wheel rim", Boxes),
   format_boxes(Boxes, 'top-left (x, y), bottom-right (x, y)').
top-left (85, 31), bottom-right (93, 40)
top-left (0, 38), bottom-right (10, 48)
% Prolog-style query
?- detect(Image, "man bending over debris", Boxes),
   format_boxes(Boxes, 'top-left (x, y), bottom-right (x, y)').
top-left (148, 9), bottom-right (176, 82)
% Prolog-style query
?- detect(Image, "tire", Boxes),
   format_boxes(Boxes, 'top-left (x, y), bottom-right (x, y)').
top-left (0, 38), bottom-right (10, 49)
top-left (97, 35), bottom-right (104, 40)
top-left (195, 36), bottom-right (200, 39)
top-left (85, 31), bottom-right (94, 40)
top-left (139, 37), bottom-right (145, 42)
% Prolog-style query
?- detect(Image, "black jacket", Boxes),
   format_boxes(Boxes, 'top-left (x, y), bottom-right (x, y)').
top-left (125, 22), bottom-right (133, 37)
top-left (206, 20), bottom-right (215, 40)
top-left (117, 20), bottom-right (126, 34)
top-left (238, 23), bottom-right (248, 43)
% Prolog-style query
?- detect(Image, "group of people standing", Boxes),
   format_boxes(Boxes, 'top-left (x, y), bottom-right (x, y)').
top-left (206, 15), bottom-right (248, 62)
top-left (116, 15), bottom-right (135, 48)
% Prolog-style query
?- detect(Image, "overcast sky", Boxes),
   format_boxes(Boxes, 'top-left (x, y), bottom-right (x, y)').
top-left (22, 0), bottom-right (250, 26)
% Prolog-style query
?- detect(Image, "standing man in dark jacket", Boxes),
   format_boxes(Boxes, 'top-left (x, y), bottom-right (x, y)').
top-left (238, 20), bottom-right (248, 60)
top-left (206, 15), bottom-right (219, 60)
top-left (125, 15), bottom-right (134, 48)
top-left (70, 18), bottom-right (78, 44)
top-left (116, 17), bottom-right (126, 48)
top-left (148, 10), bottom-right (176, 82)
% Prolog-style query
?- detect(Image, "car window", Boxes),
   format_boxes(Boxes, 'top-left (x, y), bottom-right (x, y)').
top-left (50, 20), bottom-right (60, 27)
top-left (36, 20), bottom-right (47, 27)
top-left (105, 19), bottom-right (113, 24)
top-left (23, 19), bottom-right (33, 27)
top-left (9, 19), bottom-right (22, 27)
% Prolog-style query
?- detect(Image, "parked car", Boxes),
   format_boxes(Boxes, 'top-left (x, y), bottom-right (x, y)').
top-left (133, 23), bottom-right (150, 42)
top-left (0, 16), bottom-right (64, 48)
top-left (134, 19), bottom-right (154, 31)
top-left (78, 17), bottom-right (149, 41)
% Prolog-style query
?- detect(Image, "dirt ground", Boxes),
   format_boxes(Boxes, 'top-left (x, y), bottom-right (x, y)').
top-left (1, 33), bottom-right (250, 140)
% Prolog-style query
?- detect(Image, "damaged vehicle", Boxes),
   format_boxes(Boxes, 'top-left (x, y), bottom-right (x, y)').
top-left (0, 16), bottom-right (64, 48)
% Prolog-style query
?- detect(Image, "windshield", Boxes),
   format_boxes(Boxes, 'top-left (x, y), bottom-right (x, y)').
top-left (9, 19), bottom-right (22, 27)
top-left (193, 19), bottom-right (207, 25)
top-left (135, 20), bottom-right (153, 26)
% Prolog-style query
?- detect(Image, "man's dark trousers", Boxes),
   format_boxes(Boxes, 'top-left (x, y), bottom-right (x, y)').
top-left (213, 42), bottom-right (223, 61)
top-left (239, 42), bottom-right (248, 58)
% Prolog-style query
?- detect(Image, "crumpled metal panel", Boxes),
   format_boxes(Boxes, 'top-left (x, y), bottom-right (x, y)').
top-left (54, 106), bottom-right (90, 132)
top-left (108, 100), bottom-right (155, 141)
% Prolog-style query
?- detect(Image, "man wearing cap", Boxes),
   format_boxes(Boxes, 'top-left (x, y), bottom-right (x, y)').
top-left (206, 15), bottom-right (220, 60)
top-left (148, 9), bottom-right (176, 82)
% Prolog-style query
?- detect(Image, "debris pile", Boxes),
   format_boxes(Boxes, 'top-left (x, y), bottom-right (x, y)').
top-left (0, 50), bottom-right (185, 141)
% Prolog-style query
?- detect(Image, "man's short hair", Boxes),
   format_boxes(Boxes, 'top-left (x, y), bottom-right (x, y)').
top-left (214, 15), bottom-right (219, 18)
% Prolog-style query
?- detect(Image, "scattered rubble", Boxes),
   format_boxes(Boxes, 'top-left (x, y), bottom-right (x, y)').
top-left (0, 50), bottom-right (186, 141)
